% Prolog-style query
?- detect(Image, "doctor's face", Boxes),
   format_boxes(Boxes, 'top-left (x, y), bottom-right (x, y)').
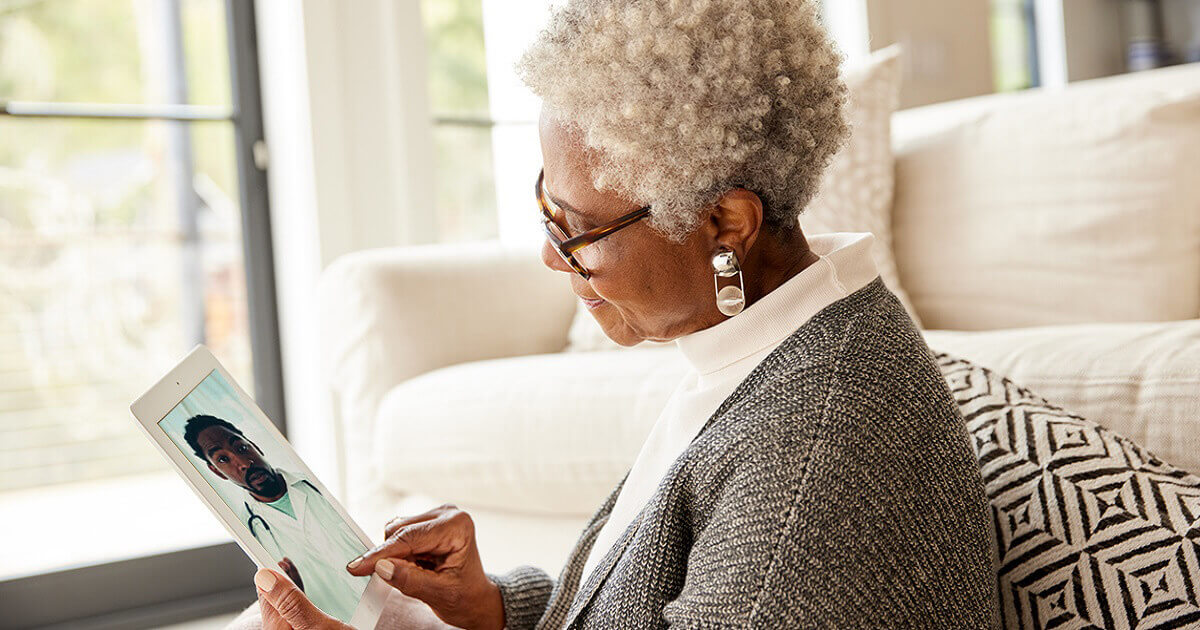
top-left (196, 426), bottom-right (286, 502)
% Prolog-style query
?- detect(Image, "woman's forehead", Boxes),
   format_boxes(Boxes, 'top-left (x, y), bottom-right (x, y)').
top-left (540, 114), bottom-right (593, 174)
top-left (540, 118), bottom-right (634, 217)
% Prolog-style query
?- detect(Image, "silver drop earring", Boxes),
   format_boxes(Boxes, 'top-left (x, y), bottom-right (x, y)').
top-left (711, 248), bottom-right (746, 317)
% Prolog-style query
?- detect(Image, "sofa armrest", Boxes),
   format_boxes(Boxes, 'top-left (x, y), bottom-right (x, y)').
top-left (318, 242), bottom-right (577, 509)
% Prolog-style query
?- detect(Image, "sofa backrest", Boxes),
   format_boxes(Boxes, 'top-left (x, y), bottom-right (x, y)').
top-left (890, 63), bottom-right (1200, 331)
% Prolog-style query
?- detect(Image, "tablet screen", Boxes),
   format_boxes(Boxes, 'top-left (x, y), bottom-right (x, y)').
top-left (158, 369), bottom-right (370, 622)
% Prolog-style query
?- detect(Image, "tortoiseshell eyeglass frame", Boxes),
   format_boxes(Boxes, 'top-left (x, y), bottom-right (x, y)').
top-left (536, 168), bottom-right (652, 280)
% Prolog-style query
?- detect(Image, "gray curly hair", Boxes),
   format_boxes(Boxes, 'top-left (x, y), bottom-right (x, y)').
top-left (518, 0), bottom-right (850, 242)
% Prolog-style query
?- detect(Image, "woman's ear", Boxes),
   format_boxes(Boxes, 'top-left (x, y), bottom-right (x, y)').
top-left (708, 188), bottom-right (763, 259)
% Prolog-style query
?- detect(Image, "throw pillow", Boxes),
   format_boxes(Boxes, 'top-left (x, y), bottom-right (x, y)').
top-left (567, 45), bottom-right (914, 351)
top-left (938, 351), bottom-right (1200, 628)
top-left (799, 44), bottom-right (919, 325)
top-left (924, 319), bottom-right (1200, 478)
top-left (893, 64), bottom-right (1200, 330)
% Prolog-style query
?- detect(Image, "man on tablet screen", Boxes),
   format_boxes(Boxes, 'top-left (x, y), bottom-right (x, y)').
top-left (182, 414), bottom-right (367, 621)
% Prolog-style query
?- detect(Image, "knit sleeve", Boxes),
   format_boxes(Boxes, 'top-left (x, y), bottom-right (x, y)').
top-left (657, 433), bottom-right (813, 628)
top-left (488, 566), bottom-right (554, 630)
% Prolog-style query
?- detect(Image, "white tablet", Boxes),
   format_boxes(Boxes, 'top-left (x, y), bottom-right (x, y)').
top-left (130, 345), bottom-right (389, 629)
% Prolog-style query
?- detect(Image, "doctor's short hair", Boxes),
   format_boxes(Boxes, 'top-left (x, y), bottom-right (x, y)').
top-left (183, 414), bottom-right (245, 460)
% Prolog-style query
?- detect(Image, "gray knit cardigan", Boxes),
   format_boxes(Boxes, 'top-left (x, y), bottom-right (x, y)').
top-left (491, 276), bottom-right (999, 629)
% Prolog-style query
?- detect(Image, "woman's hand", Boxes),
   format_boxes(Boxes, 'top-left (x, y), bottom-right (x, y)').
top-left (346, 504), bottom-right (505, 630)
top-left (277, 557), bottom-right (304, 592)
top-left (255, 568), bottom-right (351, 630)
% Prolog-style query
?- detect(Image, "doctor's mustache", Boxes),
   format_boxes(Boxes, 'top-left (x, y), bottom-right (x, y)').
top-left (244, 465), bottom-right (285, 495)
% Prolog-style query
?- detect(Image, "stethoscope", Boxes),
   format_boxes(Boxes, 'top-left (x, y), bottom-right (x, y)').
top-left (245, 479), bottom-right (323, 543)
top-left (247, 505), bottom-right (273, 536)
top-left (247, 502), bottom-right (285, 561)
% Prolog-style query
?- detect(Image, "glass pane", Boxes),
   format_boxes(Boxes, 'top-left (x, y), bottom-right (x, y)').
top-left (991, 0), bottom-right (1037, 92)
top-left (0, 0), bottom-right (230, 106)
top-left (432, 123), bottom-right (499, 242)
top-left (422, 0), bottom-right (491, 118)
top-left (423, 0), bottom-right (500, 242)
top-left (0, 117), bottom-right (253, 577)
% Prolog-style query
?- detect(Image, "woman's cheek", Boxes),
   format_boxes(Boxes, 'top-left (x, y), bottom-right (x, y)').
top-left (577, 246), bottom-right (608, 278)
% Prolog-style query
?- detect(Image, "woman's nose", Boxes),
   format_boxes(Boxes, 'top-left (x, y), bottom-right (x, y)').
top-left (540, 239), bottom-right (575, 274)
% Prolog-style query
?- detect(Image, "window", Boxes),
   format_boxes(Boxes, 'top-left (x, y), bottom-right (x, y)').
top-left (423, 0), bottom-right (499, 243)
top-left (0, 1), bottom-right (280, 626)
top-left (991, 0), bottom-right (1040, 91)
top-left (417, 1), bottom-right (885, 247)
top-left (420, 0), bottom-right (551, 247)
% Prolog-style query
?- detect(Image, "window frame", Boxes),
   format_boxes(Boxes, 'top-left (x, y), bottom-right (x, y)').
top-left (0, 1), bottom-right (284, 626)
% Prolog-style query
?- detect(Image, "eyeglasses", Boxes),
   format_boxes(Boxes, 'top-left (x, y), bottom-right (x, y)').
top-left (536, 168), bottom-right (651, 280)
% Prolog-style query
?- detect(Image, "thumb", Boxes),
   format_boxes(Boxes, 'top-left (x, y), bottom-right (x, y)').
top-left (255, 568), bottom-right (325, 629)
top-left (258, 591), bottom-right (290, 630)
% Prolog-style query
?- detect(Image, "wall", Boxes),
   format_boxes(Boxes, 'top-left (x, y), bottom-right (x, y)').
top-left (1158, 0), bottom-right (1200, 64)
top-left (1038, 0), bottom-right (1199, 88)
top-left (865, 0), bottom-right (996, 109)
top-left (1060, 0), bottom-right (1125, 82)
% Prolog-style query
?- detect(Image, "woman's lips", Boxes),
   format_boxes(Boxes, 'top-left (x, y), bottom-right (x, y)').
top-left (580, 296), bottom-right (606, 310)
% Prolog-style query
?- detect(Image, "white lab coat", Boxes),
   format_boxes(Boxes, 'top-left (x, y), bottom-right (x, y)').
top-left (244, 469), bottom-right (369, 622)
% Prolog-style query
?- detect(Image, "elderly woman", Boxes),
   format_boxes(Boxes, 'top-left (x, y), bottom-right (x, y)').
top-left (239, 0), bottom-right (998, 628)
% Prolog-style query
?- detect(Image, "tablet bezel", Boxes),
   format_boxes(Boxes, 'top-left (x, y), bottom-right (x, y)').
top-left (130, 344), bottom-right (388, 629)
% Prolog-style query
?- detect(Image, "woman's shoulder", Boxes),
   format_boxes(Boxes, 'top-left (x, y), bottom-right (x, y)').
top-left (686, 279), bottom-right (961, 471)
top-left (731, 276), bottom-right (927, 387)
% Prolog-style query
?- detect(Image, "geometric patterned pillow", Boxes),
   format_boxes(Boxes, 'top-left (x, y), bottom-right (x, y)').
top-left (936, 352), bottom-right (1200, 630)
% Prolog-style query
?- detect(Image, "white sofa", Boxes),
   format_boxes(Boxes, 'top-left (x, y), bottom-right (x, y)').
top-left (318, 64), bottom-right (1200, 579)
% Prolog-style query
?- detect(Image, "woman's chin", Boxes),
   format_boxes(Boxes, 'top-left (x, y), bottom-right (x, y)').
top-left (604, 329), bottom-right (645, 347)
top-left (596, 318), bottom-right (645, 347)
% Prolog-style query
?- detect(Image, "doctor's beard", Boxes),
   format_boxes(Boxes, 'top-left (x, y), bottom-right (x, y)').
top-left (245, 465), bottom-right (286, 498)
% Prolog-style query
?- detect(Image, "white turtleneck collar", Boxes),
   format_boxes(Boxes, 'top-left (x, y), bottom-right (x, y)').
top-left (676, 231), bottom-right (882, 376)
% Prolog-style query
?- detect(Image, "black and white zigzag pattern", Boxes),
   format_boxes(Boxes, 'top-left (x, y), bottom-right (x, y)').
top-left (937, 352), bottom-right (1200, 629)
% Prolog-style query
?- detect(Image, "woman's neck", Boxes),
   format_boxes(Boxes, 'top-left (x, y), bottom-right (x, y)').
top-left (741, 227), bottom-right (820, 308)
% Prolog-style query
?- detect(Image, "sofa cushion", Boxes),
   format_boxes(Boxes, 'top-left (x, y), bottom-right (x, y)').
top-left (566, 45), bottom-right (914, 352)
top-left (923, 319), bottom-right (1200, 475)
top-left (375, 321), bottom-right (1200, 517)
top-left (893, 63), bottom-right (1200, 330)
top-left (939, 351), bottom-right (1200, 628)
top-left (373, 347), bottom-right (687, 514)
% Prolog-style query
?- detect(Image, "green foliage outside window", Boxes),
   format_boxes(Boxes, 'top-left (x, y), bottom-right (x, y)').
top-left (421, 0), bottom-right (499, 242)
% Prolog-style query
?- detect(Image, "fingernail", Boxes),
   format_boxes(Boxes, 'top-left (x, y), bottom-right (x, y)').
top-left (375, 559), bottom-right (394, 580)
top-left (254, 569), bottom-right (277, 592)
top-left (347, 557), bottom-right (362, 570)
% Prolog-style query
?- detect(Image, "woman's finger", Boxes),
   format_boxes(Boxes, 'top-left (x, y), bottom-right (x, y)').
top-left (255, 568), bottom-right (341, 629)
top-left (383, 510), bottom-right (439, 540)
top-left (370, 557), bottom-right (446, 604)
top-left (347, 518), bottom-right (464, 576)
